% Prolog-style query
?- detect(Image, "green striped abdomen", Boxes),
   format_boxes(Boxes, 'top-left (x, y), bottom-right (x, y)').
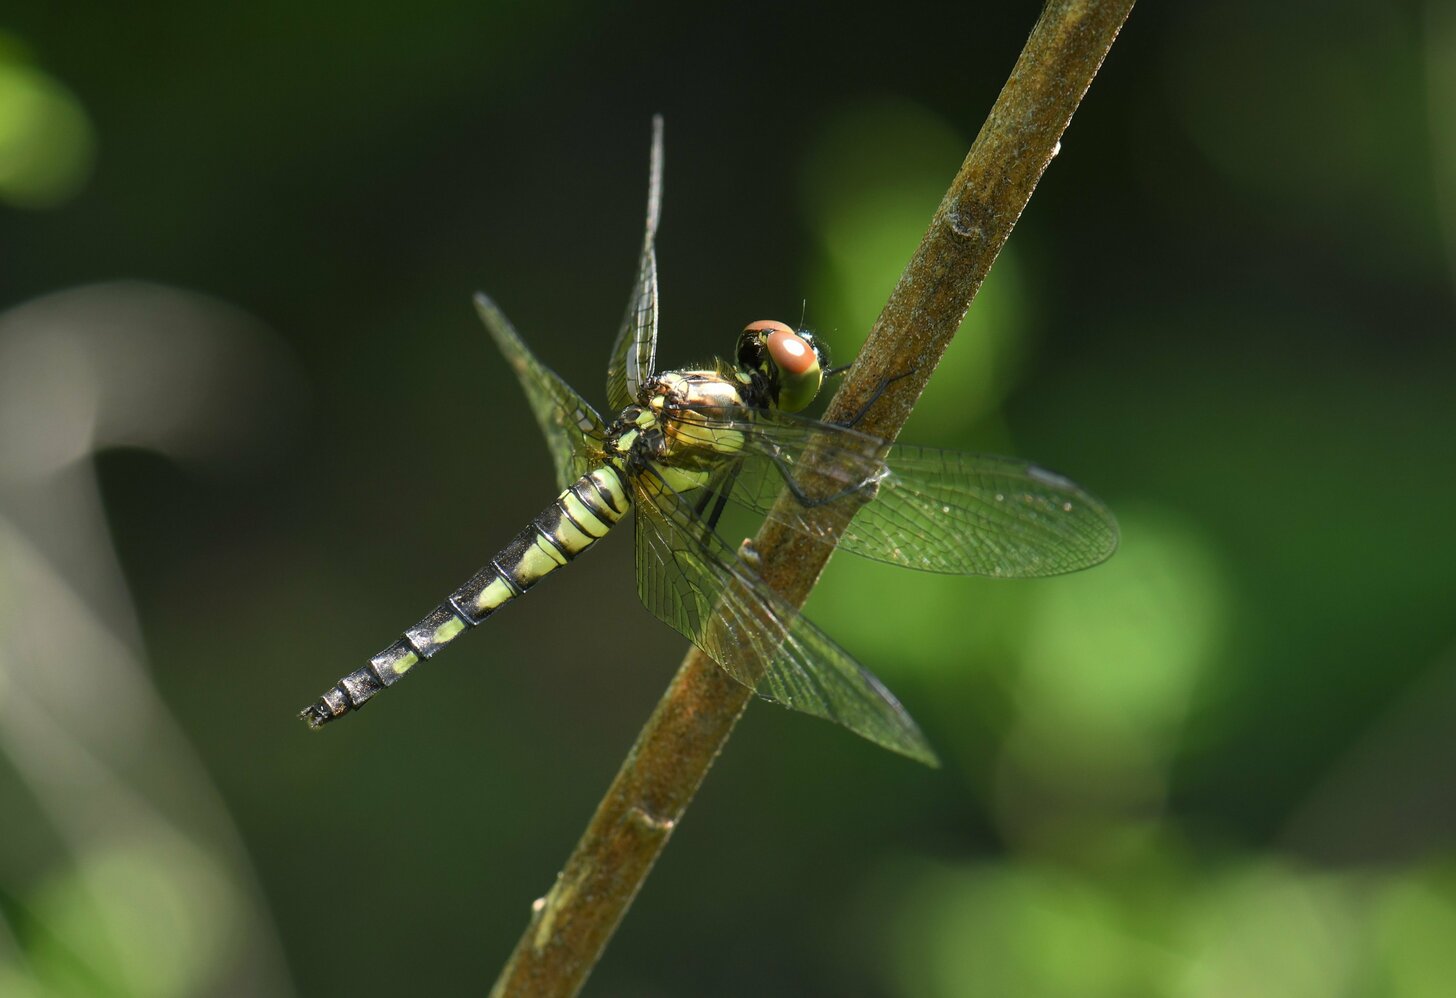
top-left (301, 463), bottom-right (631, 727)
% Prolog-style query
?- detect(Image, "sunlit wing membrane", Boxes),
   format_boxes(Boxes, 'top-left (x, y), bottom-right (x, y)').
top-left (476, 294), bottom-right (607, 490)
top-left (675, 405), bottom-right (1119, 577)
top-left (632, 476), bottom-right (939, 766)
top-left (605, 116), bottom-right (663, 413)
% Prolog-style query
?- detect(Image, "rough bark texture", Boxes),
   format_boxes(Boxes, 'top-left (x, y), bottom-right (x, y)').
top-left (491, 2), bottom-right (1137, 994)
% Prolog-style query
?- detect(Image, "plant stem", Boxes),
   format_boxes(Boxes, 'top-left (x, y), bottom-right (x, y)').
top-left (491, 1), bottom-right (1137, 994)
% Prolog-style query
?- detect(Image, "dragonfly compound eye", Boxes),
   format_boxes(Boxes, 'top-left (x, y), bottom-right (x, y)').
top-left (738, 320), bottom-right (791, 372)
top-left (765, 325), bottom-right (824, 413)
top-left (766, 328), bottom-right (816, 376)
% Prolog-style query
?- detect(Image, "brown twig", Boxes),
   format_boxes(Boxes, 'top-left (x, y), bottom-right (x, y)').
top-left (490, 2), bottom-right (1137, 994)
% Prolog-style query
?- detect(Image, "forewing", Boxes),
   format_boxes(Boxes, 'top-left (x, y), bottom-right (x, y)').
top-left (475, 293), bottom-right (607, 490)
top-left (631, 476), bottom-right (938, 766)
top-left (676, 405), bottom-right (1119, 577)
top-left (605, 116), bottom-right (663, 412)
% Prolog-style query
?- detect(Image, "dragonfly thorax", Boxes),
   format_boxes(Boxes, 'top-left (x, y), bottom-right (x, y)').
top-left (605, 369), bottom-right (752, 496)
top-left (642, 369), bottom-right (749, 411)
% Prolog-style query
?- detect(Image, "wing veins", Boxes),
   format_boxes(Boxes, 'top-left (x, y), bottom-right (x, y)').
top-left (669, 404), bottom-right (1119, 577)
top-left (475, 294), bottom-right (606, 490)
top-left (630, 476), bottom-right (937, 765)
top-left (605, 117), bottom-right (664, 412)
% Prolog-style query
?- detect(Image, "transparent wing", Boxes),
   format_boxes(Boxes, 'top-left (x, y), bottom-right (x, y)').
top-left (475, 293), bottom-right (607, 490)
top-left (632, 475), bottom-right (938, 766)
top-left (671, 405), bottom-right (1119, 577)
top-left (605, 116), bottom-right (663, 412)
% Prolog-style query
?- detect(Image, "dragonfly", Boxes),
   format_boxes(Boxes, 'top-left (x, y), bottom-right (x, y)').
top-left (299, 119), bottom-right (1117, 766)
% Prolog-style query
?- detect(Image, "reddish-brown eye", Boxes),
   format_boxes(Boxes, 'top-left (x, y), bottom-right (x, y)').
top-left (766, 328), bottom-right (816, 375)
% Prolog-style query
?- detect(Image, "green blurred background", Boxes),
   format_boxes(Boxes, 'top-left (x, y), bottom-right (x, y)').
top-left (3, 2), bottom-right (1455, 995)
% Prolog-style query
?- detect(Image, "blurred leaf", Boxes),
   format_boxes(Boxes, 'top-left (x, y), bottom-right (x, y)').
top-left (884, 862), bottom-right (1158, 998)
top-left (1173, 862), bottom-right (1363, 998)
top-left (1019, 506), bottom-right (1224, 737)
top-left (1371, 864), bottom-right (1456, 998)
top-left (799, 97), bottom-right (1032, 434)
top-left (24, 838), bottom-right (234, 998)
top-left (0, 43), bottom-right (94, 209)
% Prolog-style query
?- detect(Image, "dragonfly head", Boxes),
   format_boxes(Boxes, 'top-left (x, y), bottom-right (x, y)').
top-left (737, 320), bottom-right (827, 413)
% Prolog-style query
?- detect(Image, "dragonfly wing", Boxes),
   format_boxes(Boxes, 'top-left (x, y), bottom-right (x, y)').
top-left (605, 116), bottom-right (663, 412)
top-left (631, 475), bottom-right (938, 766)
top-left (475, 293), bottom-right (607, 490)
top-left (840, 444), bottom-right (1118, 576)
top-left (675, 405), bottom-right (1119, 577)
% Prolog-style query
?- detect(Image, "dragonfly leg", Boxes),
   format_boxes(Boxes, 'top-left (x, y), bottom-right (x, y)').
top-left (691, 478), bottom-right (718, 518)
top-left (700, 462), bottom-right (742, 539)
top-left (834, 368), bottom-right (917, 428)
top-left (766, 446), bottom-right (883, 509)
top-left (684, 460), bottom-right (744, 546)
